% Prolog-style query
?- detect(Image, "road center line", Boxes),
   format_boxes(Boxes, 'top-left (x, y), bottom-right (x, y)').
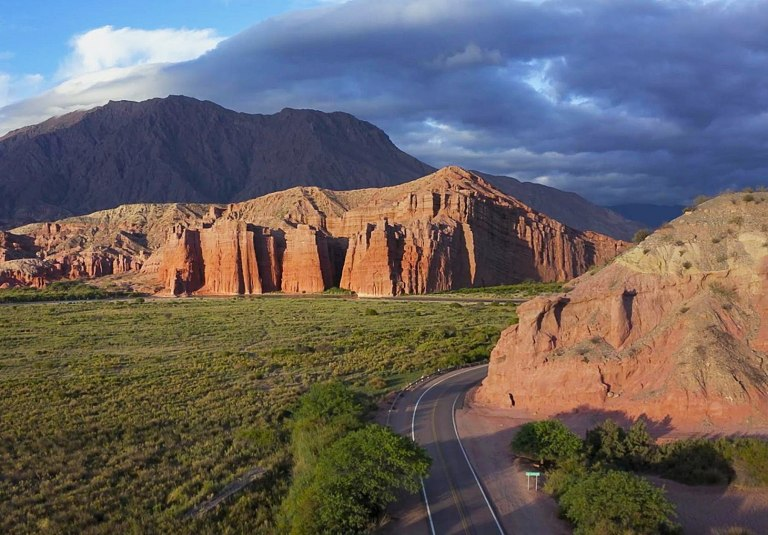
top-left (410, 366), bottom-right (486, 535)
top-left (452, 391), bottom-right (506, 535)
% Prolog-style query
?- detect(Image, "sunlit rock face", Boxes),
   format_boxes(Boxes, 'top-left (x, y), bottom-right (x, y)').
top-left (477, 193), bottom-right (768, 430)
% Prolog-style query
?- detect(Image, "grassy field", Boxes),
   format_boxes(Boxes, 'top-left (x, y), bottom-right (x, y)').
top-left (0, 297), bottom-right (517, 534)
top-left (437, 281), bottom-right (565, 299)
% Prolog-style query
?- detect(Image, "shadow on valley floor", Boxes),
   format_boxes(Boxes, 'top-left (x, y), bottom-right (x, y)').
top-left (553, 405), bottom-right (768, 442)
top-left (551, 405), bottom-right (675, 438)
top-left (455, 404), bottom-right (768, 535)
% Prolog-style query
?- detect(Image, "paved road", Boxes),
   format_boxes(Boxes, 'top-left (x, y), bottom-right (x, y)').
top-left (387, 366), bottom-right (505, 535)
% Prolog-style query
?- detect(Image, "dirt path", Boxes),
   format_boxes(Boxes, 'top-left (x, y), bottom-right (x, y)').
top-left (185, 466), bottom-right (267, 518)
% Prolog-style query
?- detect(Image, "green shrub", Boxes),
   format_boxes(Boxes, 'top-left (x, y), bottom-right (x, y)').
top-left (364, 308), bottom-right (379, 316)
top-left (557, 469), bottom-right (679, 534)
top-left (656, 439), bottom-right (734, 485)
top-left (632, 229), bottom-right (651, 243)
top-left (716, 437), bottom-right (768, 487)
top-left (511, 420), bottom-right (582, 465)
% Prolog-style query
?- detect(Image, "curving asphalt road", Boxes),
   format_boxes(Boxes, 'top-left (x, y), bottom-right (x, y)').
top-left (386, 365), bottom-right (505, 535)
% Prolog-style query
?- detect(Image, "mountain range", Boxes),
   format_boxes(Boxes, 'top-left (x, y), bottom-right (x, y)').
top-left (0, 95), bottom-right (641, 240)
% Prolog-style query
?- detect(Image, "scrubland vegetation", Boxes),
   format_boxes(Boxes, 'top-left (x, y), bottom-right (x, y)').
top-left (0, 297), bottom-right (516, 533)
top-left (0, 280), bottom-right (138, 303)
top-left (512, 418), bottom-right (768, 534)
top-left (438, 281), bottom-right (564, 299)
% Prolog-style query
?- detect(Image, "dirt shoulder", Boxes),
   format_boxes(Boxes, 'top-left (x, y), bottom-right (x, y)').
top-left (463, 391), bottom-right (768, 534)
top-left (456, 389), bottom-right (570, 534)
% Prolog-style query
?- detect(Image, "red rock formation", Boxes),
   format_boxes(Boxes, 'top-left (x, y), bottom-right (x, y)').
top-left (477, 193), bottom-right (768, 430)
top-left (4, 167), bottom-right (627, 296)
top-left (281, 225), bottom-right (335, 294)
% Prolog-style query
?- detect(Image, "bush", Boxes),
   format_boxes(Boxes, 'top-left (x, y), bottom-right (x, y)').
top-left (656, 439), bottom-right (734, 485)
top-left (364, 308), bottom-right (379, 316)
top-left (289, 382), bottom-right (366, 472)
top-left (511, 420), bottom-right (582, 465)
top-left (632, 229), bottom-right (651, 243)
top-left (557, 469), bottom-right (679, 534)
top-left (586, 419), bottom-right (659, 471)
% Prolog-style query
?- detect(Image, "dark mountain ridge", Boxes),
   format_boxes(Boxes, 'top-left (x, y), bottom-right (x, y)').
top-left (0, 95), bottom-right (431, 228)
top-left (0, 95), bottom-right (641, 239)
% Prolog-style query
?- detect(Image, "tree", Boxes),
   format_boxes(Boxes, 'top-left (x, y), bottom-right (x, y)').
top-left (624, 420), bottom-right (658, 469)
top-left (585, 419), bottom-right (627, 467)
top-left (511, 420), bottom-right (582, 465)
top-left (289, 381), bottom-right (366, 471)
top-left (558, 469), bottom-right (678, 534)
top-left (286, 425), bottom-right (431, 534)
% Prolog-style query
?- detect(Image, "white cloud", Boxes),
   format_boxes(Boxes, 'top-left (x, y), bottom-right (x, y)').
top-left (58, 25), bottom-right (224, 79)
top-left (0, 26), bottom-right (223, 135)
top-left (440, 43), bottom-right (503, 69)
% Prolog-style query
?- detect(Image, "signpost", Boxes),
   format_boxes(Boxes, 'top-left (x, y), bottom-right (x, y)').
top-left (525, 471), bottom-right (541, 491)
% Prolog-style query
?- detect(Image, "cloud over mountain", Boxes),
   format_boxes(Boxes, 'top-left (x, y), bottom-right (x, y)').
top-left (2, 0), bottom-right (767, 204)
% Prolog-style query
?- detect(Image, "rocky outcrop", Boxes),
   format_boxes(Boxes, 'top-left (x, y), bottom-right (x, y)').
top-left (3, 167), bottom-right (627, 295)
top-left (477, 193), bottom-right (768, 430)
top-left (152, 167), bottom-right (627, 296)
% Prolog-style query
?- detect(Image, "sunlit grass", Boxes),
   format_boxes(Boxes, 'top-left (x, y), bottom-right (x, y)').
top-left (0, 297), bottom-right (516, 533)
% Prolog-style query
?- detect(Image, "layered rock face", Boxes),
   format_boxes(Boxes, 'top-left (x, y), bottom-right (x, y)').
top-left (1, 204), bottom-right (209, 290)
top-left (3, 167), bottom-right (626, 296)
top-left (153, 167), bottom-right (625, 296)
top-left (477, 193), bottom-right (768, 429)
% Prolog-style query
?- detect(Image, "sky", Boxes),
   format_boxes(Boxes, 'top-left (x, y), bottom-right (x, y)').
top-left (1, 0), bottom-right (767, 206)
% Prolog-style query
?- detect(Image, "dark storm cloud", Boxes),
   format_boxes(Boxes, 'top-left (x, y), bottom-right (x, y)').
top-left (4, 0), bottom-right (768, 204)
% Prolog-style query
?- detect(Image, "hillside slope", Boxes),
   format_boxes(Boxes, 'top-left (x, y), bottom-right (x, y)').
top-left (477, 192), bottom-right (768, 430)
top-left (0, 95), bottom-right (432, 228)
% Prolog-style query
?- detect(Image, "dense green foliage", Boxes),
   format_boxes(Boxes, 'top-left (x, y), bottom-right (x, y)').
top-left (518, 420), bottom-right (679, 534)
top-left (655, 439), bottom-right (734, 485)
top-left (510, 420), bottom-right (583, 465)
top-left (438, 281), bottom-right (564, 299)
top-left (552, 468), bottom-right (678, 535)
top-left (280, 383), bottom-right (429, 534)
top-left (288, 382), bottom-right (366, 472)
top-left (0, 280), bottom-right (138, 302)
top-left (0, 297), bottom-right (515, 533)
top-left (585, 419), bottom-right (657, 471)
top-left (283, 424), bottom-right (429, 533)
top-left (584, 419), bottom-right (768, 487)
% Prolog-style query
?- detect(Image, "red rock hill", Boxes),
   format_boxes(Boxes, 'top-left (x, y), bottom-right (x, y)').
top-left (0, 167), bottom-right (626, 295)
top-left (477, 192), bottom-right (768, 430)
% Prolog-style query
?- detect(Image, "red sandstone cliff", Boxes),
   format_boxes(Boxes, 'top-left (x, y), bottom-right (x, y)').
top-left (3, 167), bottom-right (626, 296)
top-left (476, 193), bottom-right (768, 430)
top-left (152, 167), bottom-right (626, 296)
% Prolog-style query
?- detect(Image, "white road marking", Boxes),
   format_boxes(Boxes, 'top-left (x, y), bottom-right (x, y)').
top-left (452, 392), bottom-right (506, 534)
top-left (409, 365), bottom-right (488, 535)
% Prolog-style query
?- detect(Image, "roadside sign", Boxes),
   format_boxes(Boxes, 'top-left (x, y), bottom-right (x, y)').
top-left (525, 471), bottom-right (541, 491)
